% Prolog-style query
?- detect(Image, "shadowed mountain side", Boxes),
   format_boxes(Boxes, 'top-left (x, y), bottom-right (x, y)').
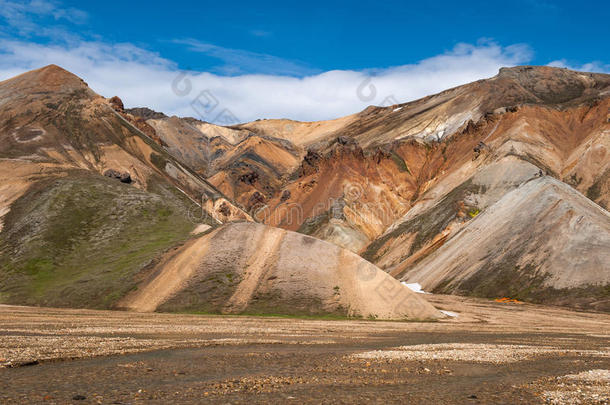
top-left (118, 222), bottom-right (442, 320)
top-left (401, 177), bottom-right (610, 311)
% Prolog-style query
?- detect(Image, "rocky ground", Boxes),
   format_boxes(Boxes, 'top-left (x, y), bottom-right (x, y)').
top-left (0, 295), bottom-right (608, 404)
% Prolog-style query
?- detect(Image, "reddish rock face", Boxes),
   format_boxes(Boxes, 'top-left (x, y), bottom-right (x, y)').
top-left (108, 96), bottom-right (124, 111)
top-left (131, 116), bottom-right (167, 146)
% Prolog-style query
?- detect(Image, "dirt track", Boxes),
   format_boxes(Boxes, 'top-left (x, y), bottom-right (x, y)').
top-left (0, 295), bottom-right (608, 404)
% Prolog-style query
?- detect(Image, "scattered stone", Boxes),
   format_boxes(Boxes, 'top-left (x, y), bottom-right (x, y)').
top-left (104, 169), bottom-right (132, 184)
top-left (351, 343), bottom-right (609, 364)
top-left (563, 369), bottom-right (610, 383)
top-left (218, 202), bottom-right (231, 216)
top-left (72, 394), bottom-right (86, 400)
top-left (535, 370), bottom-right (610, 405)
top-left (239, 171), bottom-right (259, 185)
top-left (248, 191), bottom-right (265, 208)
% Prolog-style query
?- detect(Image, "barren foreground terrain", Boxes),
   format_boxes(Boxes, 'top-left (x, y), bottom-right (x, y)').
top-left (1, 295), bottom-right (609, 404)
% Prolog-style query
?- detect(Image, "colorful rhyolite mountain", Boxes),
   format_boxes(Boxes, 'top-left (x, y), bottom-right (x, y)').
top-left (0, 65), bottom-right (608, 314)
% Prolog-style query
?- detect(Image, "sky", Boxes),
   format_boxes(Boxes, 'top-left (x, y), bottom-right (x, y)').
top-left (0, 0), bottom-right (608, 123)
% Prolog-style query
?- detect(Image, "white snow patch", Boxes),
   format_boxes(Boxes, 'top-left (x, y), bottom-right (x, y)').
top-left (401, 282), bottom-right (429, 294)
top-left (440, 310), bottom-right (459, 318)
top-left (393, 107), bottom-right (403, 112)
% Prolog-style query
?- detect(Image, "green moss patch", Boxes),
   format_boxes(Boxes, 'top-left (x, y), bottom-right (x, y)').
top-left (0, 172), bottom-right (196, 308)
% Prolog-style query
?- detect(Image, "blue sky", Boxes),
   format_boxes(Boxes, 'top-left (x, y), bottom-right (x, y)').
top-left (0, 0), bottom-right (608, 122)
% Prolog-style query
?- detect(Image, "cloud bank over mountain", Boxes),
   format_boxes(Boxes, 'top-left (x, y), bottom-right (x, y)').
top-left (0, 0), bottom-right (606, 123)
top-left (0, 39), bottom-right (533, 123)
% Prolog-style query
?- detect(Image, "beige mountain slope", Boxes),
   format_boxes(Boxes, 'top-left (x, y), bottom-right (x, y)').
top-left (399, 177), bottom-right (610, 311)
top-left (237, 114), bottom-right (359, 146)
top-left (119, 222), bottom-right (442, 320)
top-left (362, 156), bottom-right (542, 271)
top-left (361, 101), bottom-right (609, 296)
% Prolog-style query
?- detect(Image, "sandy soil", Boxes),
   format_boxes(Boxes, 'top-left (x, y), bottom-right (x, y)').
top-left (1, 295), bottom-right (608, 404)
top-left (221, 227), bottom-right (284, 313)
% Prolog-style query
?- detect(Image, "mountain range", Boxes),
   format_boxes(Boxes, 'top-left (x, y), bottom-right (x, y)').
top-left (0, 64), bottom-right (608, 317)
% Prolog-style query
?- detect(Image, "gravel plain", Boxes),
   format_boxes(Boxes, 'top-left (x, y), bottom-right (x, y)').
top-left (1, 295), bottom-right (608, 404)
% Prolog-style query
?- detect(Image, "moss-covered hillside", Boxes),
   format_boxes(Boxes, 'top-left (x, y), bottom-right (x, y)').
top-left (0, 172), bottom-right (205, 308)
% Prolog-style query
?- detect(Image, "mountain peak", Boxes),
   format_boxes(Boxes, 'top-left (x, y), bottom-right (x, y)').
top-left (495, 64), bottom-right (610, 83)
top-left (497, 65), bottom-right (560, 77)
top-left (39, 64), bottom-right (70, 73)
top-left (491, 64), bottom-right (610, 107)
top-left (1, 64), bottom-right (90, 94)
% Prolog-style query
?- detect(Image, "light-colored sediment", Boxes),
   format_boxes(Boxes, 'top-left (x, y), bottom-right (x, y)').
top-left (351, 343), bottom-right (609, 364)
top-left (119, 222), bottom-right (441, 320)
top-left (119, 236), bottom-right (213, 312)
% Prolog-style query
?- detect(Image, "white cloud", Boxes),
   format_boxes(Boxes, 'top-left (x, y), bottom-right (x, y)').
top-left (0, 0), bottom-right (87, 37)
top-left (548, 59), bottom-right (610, 73)
top-left (0, 38), bottom-right (540, 123)
top-left (172, 38), bottom-right (318, 76)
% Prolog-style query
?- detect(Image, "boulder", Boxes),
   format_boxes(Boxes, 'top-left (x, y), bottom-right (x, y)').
top-left (104, 169), bottom-right (132, 184)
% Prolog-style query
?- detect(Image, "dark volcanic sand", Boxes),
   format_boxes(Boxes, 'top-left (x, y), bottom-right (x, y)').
top-left (1, 295), bottom-right (608, 404)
